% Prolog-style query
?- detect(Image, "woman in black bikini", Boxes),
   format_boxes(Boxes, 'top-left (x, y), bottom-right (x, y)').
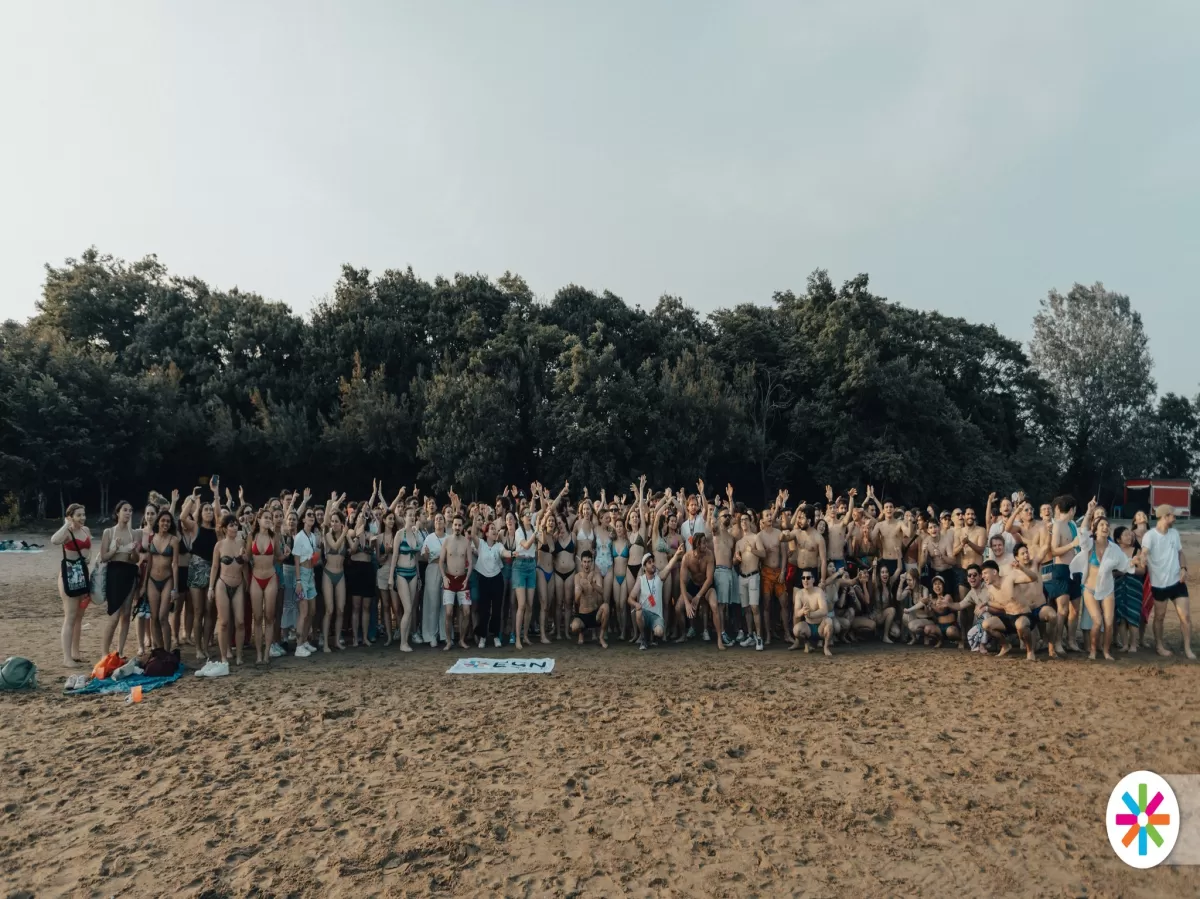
top-left (551, 515), bottom-right (576, 641)
top-left (248, 509), bottom-right (278, 665)
top-left (392, 508), bottom-right (422, 652)
top-left (143, 510), bottom-right (181, 653)
top-left (347, 510), bottom-right (375, 647)
top-left (321, 509), bottom-right (349, 650)
top-left (133, 502), bottom-right (159, 654)
top-left (100, 501), bottom-right (139, 658)
top-left (205, 512), bottom-right (246, 672)
top-left (51, 503), bottom-right (93, 667)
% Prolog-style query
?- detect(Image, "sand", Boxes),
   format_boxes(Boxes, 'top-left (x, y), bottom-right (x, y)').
top-left (2, 531), bottom-right (1200, 898)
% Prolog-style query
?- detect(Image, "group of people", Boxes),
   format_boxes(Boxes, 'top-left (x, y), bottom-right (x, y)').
top-left (50, 477), bottom-right (1193, 677)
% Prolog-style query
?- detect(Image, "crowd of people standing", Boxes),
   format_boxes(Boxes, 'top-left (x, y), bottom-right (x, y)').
top-left (50, 477), bottom-right (1192, 677)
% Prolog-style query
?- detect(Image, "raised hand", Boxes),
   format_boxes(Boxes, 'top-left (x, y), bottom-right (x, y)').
top-left (697, 478), bottom-right (706, 496)
top-left (848, 487), bottom-right (857, 498)
top-left (825, 484), bottom-right (833, 501)
top-left (303, 487), bottom-right (312, 499)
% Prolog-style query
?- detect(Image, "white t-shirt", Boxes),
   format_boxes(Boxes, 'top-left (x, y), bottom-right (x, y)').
top-left (514, 527), bottom-right (537, 559)
top-left (1142, 528), bottom-right (1182, 588)
top-left (638, 573), bottom-right (665, 613)
top-left (422, 532), bottom-right (444, 562)
top-left (681, 515), bottom-right (707, 550)
top-left (475, 539), bottom-right (505, 578)
top-left (293, 529), bottom-right (319, 564)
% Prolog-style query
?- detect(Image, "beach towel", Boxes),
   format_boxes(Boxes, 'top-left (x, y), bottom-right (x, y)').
top-left (447, 657), bottom-right (555, 674)
top-left (67, 663), bottom-right (185, 696)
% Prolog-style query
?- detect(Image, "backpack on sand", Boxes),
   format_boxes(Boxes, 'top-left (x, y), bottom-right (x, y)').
top-left (0, 656), bottom-right (37, 690)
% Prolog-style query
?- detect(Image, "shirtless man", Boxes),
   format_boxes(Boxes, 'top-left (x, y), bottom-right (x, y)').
top-left (758, 498), bottom-right (787, 646)
top-left (709, 495), bottom-right (739, 648)
top-left (871, 499), bottom-right (907, 578)
top-left (570, 550), bottom-right (609, 648)
top-left (786, 505), bottom-right (828, 591)
top-left (988, 534), bottom-right (1015, 575)
top-left (979, 558), bottom-right (1036, 661)
top-left (919, 519), bottom-right (957, 591)
top-left (734, 511), bottom-right (766, 650)
top-left (790, 569), bottom-right (833, 656)
top-left (439, 513), bottom-right (474, 651)
top-left (1013, 542), bottom-right (1057, 655)
top-left (954, 507), bottom-right (988, 600)
top-left (823, 486), bottom-right (855, 570)
top-left (676, 533), bottom-right (724, 650)
top-left (1047, 495), bottom-right (1083, 654)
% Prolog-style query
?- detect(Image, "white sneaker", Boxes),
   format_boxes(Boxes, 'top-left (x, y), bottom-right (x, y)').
top-left (738, 635), bottom-right (755, 648)
top-left (412, 633), bottom-right (424, 645)
top-left (295, 645), bottom-right (312, 658)
top-left (112, 658), bottom-right (142, 680)
top-left (735, 630), bottom-right (746, 643)
top-left (269, 643), bottom-right (284, 659)
top-left (702, 630), bottom-right (712, 642)
top-left (493, 637), bottom-right (501, 648)
top-left (208, 661), bottom-right (230, 678)
top-left (302, 642), bottom-right (316, 654)
top-left (478, 637), bottom-right (486, 649)
top-left (194, 660), bottom-right (215, 677)
top-left (755, 636), bottom-right (764, 651)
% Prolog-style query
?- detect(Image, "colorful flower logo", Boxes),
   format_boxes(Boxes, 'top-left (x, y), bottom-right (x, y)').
top-left (1106, 771), bottom-right (1179, 869)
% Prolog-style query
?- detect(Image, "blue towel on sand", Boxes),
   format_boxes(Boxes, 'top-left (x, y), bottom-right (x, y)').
top-left (69, 663), bottom-right (185, 696)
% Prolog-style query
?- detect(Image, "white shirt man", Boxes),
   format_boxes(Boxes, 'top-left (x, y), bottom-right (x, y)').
top-left (1142, 505), bottom-right (1192, 660)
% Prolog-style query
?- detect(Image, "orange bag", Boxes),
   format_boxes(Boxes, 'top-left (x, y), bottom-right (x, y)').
top-left (91, 652), bottom-right (126, 681)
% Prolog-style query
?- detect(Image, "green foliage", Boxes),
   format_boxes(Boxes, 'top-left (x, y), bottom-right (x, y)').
top-left (3, 247), bottom-right (1118, 510)
top-left (1030, 282), bottom-right (1156, 499)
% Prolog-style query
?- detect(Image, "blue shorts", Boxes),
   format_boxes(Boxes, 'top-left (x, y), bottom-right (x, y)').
top-left (1045, 563), bottom-right (1073, 600)
top-left (512, 557), bottom-right (537, 591)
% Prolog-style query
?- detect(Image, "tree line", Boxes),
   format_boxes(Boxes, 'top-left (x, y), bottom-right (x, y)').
top-left (1, 248), bottom-right (1196, 522)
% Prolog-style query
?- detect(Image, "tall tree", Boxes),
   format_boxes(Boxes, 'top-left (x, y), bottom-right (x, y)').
top-left (1030, 282), bottom-right (1156, 499)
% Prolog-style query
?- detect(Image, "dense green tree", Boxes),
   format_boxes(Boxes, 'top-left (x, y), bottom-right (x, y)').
top-left (1030, 282), bottom-right (1155, 501)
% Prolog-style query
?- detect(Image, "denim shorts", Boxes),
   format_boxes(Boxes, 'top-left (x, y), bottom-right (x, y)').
top-left (512, 557), bottom-right (537, 590)
top-left (299, 566), bottom-right (317, 601)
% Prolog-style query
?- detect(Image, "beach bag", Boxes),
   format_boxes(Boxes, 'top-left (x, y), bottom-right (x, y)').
top-left (0, 656), bottom-right (37, 690)
top-left (60, 530), bottom-right (91, 597)
top-left (142, 648), bottom-right (180, 677)
top-left (91, 652), bottom-right (125, 681)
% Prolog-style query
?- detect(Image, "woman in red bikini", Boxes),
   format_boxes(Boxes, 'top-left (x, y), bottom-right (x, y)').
top-left (248, 509), bottom-right (279, 665)
top-left (51, 503), bottom-right (94, 667)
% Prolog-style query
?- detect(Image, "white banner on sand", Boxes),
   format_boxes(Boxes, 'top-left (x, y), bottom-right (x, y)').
top-left (446, 658), bottom-right (555, 675)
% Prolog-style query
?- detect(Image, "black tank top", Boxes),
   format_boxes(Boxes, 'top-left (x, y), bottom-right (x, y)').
top-left (191, 526), bottom-right (217, 561)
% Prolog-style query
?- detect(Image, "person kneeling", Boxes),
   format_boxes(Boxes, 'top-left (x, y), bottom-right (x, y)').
top-left (570, 551), bottom-right (609, 648)
top-left (630, 546), bottom-right (684, 650)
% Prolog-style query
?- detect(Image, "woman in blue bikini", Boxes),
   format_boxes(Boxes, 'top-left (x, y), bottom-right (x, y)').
top-left (391, 508), bottom-right (422, 652)
top-left (610, 517), bottom-right (631, 639)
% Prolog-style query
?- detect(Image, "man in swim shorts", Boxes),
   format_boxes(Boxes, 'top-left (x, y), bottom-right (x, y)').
top-left (570, 550), bottom-right (608, 648)
top-left (440, 514), bottom-right (473, 651)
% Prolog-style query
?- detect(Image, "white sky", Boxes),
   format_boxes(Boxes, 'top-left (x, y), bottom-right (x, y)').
top-left (1, 1), bottom-right (1197, 394)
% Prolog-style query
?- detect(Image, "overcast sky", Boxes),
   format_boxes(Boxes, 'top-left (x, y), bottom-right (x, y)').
top-left (1, 1), bottom-right (1196, 394)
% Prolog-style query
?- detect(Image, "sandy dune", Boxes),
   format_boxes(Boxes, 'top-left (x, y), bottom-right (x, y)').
top-left (2, 533), bottom-right (1199, 897)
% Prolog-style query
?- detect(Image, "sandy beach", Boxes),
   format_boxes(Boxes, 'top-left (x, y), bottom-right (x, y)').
top-left (3, 532), bottom-right (1200, 898)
